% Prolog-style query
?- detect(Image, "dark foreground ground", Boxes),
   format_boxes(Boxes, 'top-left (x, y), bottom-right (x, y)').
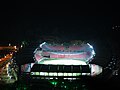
top-left (0, 76), bottom-right (120, 90)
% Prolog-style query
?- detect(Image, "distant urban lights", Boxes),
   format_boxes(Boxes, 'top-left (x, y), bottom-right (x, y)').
top-left (9, 43), bottom-right (11, 46)
top-left (112, 25), bottom-right (120, 30)
top-left (112, 27), bottom-right (114, 29)
top-left (20, 45), bottom-right (23, 48)
top-left (14, 46), bottom-right (17, 49)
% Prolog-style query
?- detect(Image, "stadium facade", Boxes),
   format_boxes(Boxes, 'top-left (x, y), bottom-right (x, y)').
top-left (21, 41), bottom-right (102, 80)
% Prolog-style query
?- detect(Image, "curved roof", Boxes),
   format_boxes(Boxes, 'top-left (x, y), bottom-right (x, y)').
top-left (34, 42), bottom-right (95, 63)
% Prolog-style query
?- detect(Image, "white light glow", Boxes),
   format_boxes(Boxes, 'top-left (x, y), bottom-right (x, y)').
top-left (49, 73), bottom-right (54, 76)
top-left (45, 72), bottom-right (49, 76)
top-left (58, 73), bottom-right (63, 76)
top-left (87, 43), bottom-right (93, 49)
top-left (9, 43), bottom-right (11, 46)
top-left (90, 64), bottom-right (102, 76)
top-left (40, 72), bottom-right (45, 75)
top-left (64, 73), bottom-right (67, 76)
top-left (67, 73), bottom-right (73, 76)
top-left (39, 59), bottom-right (87, 65)
top-left (31, 72), bottom-right (35, 75)
top-left (92, 50), bottom-right (95, 55)
top-left (21, 45), bottom-right (23, 48)
top-left (30, 64), bottom-right (103, 77)
top-left (53, 73), bottom-right (57, 76)
top-left (31, 72), bottom-right (82, 76)
top-left (14, 46), bottom-right (17, 49)
top-left (40, 42), bottom-right (46, 48)
top-left (36, 72), bottom-right (39, 75)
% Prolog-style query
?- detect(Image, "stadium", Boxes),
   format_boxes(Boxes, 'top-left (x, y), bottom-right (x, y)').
top-left (21, 40), bottom-right (102, 80)
top-left (18, 39), bottom-right (119, 89)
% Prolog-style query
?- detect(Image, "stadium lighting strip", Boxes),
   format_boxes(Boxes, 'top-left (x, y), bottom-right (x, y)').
top-left (30, 72), bottom-right (90, 76)
top-left (30, 64), bottom-right (102, 77)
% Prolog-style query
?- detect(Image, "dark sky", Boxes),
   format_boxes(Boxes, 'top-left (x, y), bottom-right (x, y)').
top-left (0, 3), bottom-right (120, 43)
top-left (0, 3), bottom-right (120, 65)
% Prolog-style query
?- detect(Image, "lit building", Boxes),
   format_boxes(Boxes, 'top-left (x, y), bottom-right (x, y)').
top-left (21, 41), bottom-right (102, 79)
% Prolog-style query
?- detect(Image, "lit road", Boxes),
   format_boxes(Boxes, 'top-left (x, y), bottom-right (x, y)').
top-left (0, 46), bottom-right (18, 84)
top-left (0, 46), bottom-right (17, 51)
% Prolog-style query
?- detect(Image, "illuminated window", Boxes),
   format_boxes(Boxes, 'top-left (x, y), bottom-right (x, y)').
top-left (64, 73), bottom-right (67, 76)
top-left (36, 72), bottom-right (39, 75)
top-left (58, 73), bottom-right (63, 76)
top-left (73, 73), bottom-right (77, 76)
top-left (49, 72), bottom-right (54, 76)
top-left (31, 72), bottom-right (35, 75)
top-left (45, 72), bottom-right (49, 76)
top-left (68, 73), bottom-right (72, 76)
top-left (76, 73), bottom-right (81, 76)
top-left (53, 72), bottom-right (57, 76)
top-left (40, 72), bottom-right (45, 76)
top-left (82, 73), bottom-right (87, 75)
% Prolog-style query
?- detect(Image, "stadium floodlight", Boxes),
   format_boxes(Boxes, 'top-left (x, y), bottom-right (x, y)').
top-left (87, 43), bottom-right (93, 49)
top-left (92, 50), bottom-right (95, 55)
top-left (40, 42), bottom-right (46, 48)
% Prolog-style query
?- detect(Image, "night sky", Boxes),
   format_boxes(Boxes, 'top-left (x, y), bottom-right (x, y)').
top-left (0, 3), bottom-right (120, 66)
top-left (0, 3), bottom-right (120, 43)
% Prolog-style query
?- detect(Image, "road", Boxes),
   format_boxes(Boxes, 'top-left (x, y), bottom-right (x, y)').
top-left (0, 46), bottom-right (18, 84)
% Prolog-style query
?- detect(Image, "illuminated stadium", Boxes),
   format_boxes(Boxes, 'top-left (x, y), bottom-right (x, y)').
top-left (21, 40), bottom-right (102, 80)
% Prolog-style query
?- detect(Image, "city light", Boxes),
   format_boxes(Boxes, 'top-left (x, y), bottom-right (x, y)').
top-left (9, 43), bottom-right (11, 46)
top-left (21, 45), bottom-right (23, 48)
top-left (49, 80), bottom-right (58, 86)
top-left (14, 46), bottom-right (17, 49)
